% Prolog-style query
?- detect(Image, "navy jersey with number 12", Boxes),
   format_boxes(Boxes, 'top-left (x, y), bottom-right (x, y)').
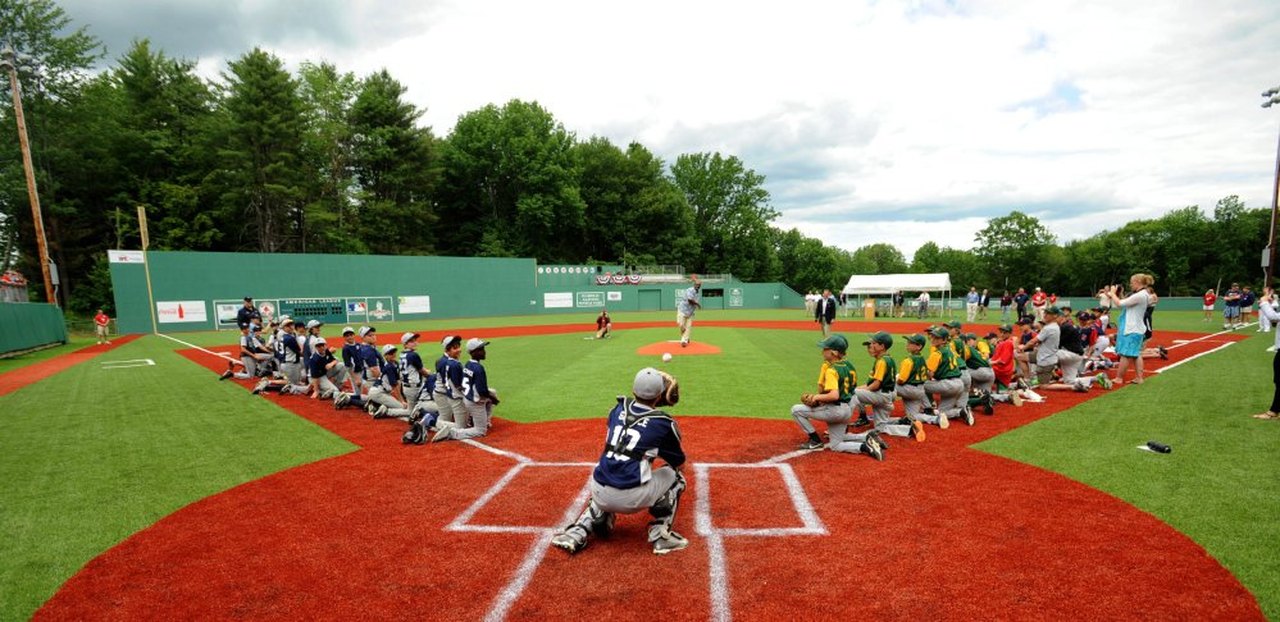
top-left (592, 398), bottom-right (685, 490)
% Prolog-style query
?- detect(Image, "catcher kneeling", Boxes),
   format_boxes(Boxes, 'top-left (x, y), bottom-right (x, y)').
top-left (551, 367), bottom-right (689, 556)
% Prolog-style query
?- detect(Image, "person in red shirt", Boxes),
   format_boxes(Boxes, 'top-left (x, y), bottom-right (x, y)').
top-left (595, 309), bottom-right (612, 339)
top-left (93, 308), bottom-right (111, 345)
top-left (1030, 288), bottom-right (1049, 322)
top-left (1202, 289), bottom-right (1217, 322)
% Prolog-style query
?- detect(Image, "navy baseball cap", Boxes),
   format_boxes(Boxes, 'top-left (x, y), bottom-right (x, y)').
top-left (442, 335), bottom-right (461, 350)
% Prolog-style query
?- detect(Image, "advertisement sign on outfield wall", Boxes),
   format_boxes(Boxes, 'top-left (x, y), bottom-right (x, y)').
top-left (157, 300), bottom-right (208, 323)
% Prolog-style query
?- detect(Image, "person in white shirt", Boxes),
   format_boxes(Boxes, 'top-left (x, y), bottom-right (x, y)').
top-left (1105, 273), bottom-right (1154, 386)
top-left (916, 291), bottom-right (931, 318)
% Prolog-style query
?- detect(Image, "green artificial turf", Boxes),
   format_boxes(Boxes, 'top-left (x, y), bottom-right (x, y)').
top-left (977, 330), bottom-right (1280, 620)
top-left (0, 337), bottom-right (96, 374)
top-left (0, 336), bottom-right (354, 621)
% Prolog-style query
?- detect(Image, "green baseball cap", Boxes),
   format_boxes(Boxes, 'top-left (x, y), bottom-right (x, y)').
top-left (928, 327), bottom-right (951, 339)
top-left (862, 331), bottom-right (893, 348)
top-left (904, 334), bottom-right (927, 347)
top-left (817, 334), bottom-right (849, 353)
top-left (1045, 305), bottom-right (1062, 316)
top-left (963, 332), bottom-right (977, 341)
top-left (945, 320), bottom-right (962, 329)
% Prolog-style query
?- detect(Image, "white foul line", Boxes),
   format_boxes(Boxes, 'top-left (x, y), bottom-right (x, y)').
top-left (1166, 324), bottom-right (1253, 350)
top-left (461, 438), bottom-right (534, 463)
top-left (155, 332), bottom-right (238, 362)
top-left (482, 480), bottom-right (593, 622)
top-left (1154, 342), bottom-right (1236, 374)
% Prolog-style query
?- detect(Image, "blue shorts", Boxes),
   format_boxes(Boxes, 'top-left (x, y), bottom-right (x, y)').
top-left (1224, 306), bottom-right (1240, 318)
top-left (1115, 332), bottom-right (1144, 358)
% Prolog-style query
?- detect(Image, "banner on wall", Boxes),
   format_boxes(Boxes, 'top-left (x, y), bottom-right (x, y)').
top-left (156, 300), bottom-right (208, 323)
top-left (607, 291), bottom-right (622, 302)
top-left (398, 295), bottom-right (431, 314)
top-left (575, 292), bottom-right (605, 308)
top-left (544, 292), bottom-right (573, 308)
top-left (108, 250), bottom-right (145, 263)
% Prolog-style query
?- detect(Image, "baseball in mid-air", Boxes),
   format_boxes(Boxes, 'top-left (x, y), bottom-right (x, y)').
top-left (662, 352), bottom-right (673, 362)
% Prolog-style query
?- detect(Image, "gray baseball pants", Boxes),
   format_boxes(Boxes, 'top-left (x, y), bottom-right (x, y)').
top-left (969, 367), bottom-right (995, 393)
top-left (896, 384), bottom-right (941, 425)
top-left (367, 386), bottom-right (412, 418)
top-left (451, 397), bottom-right (495, 440)
top-left (857, 388), bottom-right (911, 437)
top-left (924, 377), bottom-right (965, 419)
top-left (791, 402), bottom-right (869, 453)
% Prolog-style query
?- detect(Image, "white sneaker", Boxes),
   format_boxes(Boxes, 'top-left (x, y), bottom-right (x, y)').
top-left (651, 530), bottom-right (690, 555)
top-left (431, 422), bottom-right (455, 442)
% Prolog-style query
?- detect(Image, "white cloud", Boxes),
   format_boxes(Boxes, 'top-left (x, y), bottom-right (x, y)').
top-left (69, 0), bottom-right (1280, 256)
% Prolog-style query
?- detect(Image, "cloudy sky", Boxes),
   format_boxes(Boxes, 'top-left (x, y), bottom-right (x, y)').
top-left (60, 0), bottom-right (1280, 258)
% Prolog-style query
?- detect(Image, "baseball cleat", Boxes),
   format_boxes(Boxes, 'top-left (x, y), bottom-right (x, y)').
top-left (431, 423), bottom-right (454, 443)
top-left (252, 379), bottom-right (269, 394)
top-left (852, 414), bottom-right (871, 428)
top-left (861, 436), bottom-right (885, 461)
top-left (799, 438), bottom-right (824, 451)
top-left (373, 405), bottom-right (389, 419)
top-left (936, 410), bottom-right (949, 429)
top-left (910, 420), bottom-right (926, 442)
top-left (963, 406), bottom-right (975, 426)
top-left (1010, 391), bottom-right (1024, 406)
top-left (219, 369), bottom-right (234, 381)
top-left (1158, 346), bottom-right (1168, 360)
top-left (651, 530), bottom-right (689, 555)
top-left (551, 527), bottom-right (589, 555)
top-left (870, 430), bottom-right (889, 451)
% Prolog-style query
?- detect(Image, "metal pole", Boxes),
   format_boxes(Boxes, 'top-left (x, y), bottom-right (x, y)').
top-left (5, 55), bottom-right (55, 305)
top-left (1269, 122), bottom-right (1280, 289)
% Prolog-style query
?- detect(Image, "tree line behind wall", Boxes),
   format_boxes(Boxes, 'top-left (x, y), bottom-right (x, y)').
top-left (0, 1), bottom-right (1268, 314)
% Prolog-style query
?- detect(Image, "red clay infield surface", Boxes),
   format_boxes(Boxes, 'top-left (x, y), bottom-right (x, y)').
top-left (34, 326), bottom-right (1262, 621)
top-left (0, 335), bottom-right (141, 397)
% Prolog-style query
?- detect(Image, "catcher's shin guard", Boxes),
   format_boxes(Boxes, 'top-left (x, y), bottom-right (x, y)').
top-left (647, 471), bottom-right (687, 538)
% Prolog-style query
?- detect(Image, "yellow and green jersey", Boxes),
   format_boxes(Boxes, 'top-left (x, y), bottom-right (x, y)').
top-left (818, 359), bottom-right (857, 403)
top-left (926, 346), bottom-right (963, 380)
top-left (897, 354), bottom-right (930, 386)
top-left (867, 355), bottom-right (897, 392)
top-left (965, 342), bottom-right (991, 369)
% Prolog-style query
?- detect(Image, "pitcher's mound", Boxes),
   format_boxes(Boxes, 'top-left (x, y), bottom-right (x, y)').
top-left (636, 341), bottom-right (722, 356)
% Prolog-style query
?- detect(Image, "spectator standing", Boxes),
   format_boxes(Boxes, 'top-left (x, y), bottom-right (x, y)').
top-left (815, 289), bottom-right (837, 337)
top-left (1000, 290), bottom-right (1012, 322)
top-left (917, 290), bottom-right (931, 318)
top-left (965, 287), bottom-right (980, 322)
top-left (1255, 297), bottom-right (1280, 419)
top-left (93, 308), bottom-right (111, 345)
top-left (1107, 274), bottom-right (1155, 385)
top-left (1202, 289), bottom-right (1217, 322)
top-left (1013, 288), bottom-right (1029, 321)
top-left (1223, 283), bottom-right (1242, 329)
top-left (978, 288), bottom-right (991, 320)
top-left (1241, 287), bottom-right (1257, 327)
top-left (892, 291), bottom-right (905, 318)
top-left (1031, 288), bottom-right (1048, 322)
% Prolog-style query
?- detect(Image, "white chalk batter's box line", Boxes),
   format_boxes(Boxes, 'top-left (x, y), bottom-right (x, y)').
top-left (694, 462), bottom-right (827, 538)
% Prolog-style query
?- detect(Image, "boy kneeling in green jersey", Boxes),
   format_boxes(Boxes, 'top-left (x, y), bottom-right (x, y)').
top-left (791, 334), bottom-right (886, 460)
top-left (856, 331), bottom-right (926, 443)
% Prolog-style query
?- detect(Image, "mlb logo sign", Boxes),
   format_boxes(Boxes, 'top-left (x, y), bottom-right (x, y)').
top-left (348, 301), bottom-right (367, 314)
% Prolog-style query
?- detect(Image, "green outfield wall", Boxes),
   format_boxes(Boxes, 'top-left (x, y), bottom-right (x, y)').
top-left (0, 303), bottom-right (68, 355)
top-left (107, 251), bottom-right (804, 334)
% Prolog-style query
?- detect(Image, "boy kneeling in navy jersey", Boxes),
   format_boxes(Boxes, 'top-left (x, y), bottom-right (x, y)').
top-left (551, 367), bottom-right (690, 556)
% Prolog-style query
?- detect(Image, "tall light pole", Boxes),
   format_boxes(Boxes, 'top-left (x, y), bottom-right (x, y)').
top-left (0, 43), bottom-right (55, 306)
top-left (1263, 87), bottom-right (1280, 289)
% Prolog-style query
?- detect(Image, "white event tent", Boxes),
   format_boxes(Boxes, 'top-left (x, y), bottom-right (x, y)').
top-left (840, 273), bottom-right (952, 317)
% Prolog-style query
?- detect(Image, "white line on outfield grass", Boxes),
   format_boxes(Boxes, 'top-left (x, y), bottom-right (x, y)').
top-left (1166, 324), bottom-right (1253, 349)
top-left (1154, 342), bottom-right (1237, 374)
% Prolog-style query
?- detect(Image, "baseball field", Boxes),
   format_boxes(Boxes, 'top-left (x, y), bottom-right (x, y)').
top-left (1, 309), bottom-right (1277, 621)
